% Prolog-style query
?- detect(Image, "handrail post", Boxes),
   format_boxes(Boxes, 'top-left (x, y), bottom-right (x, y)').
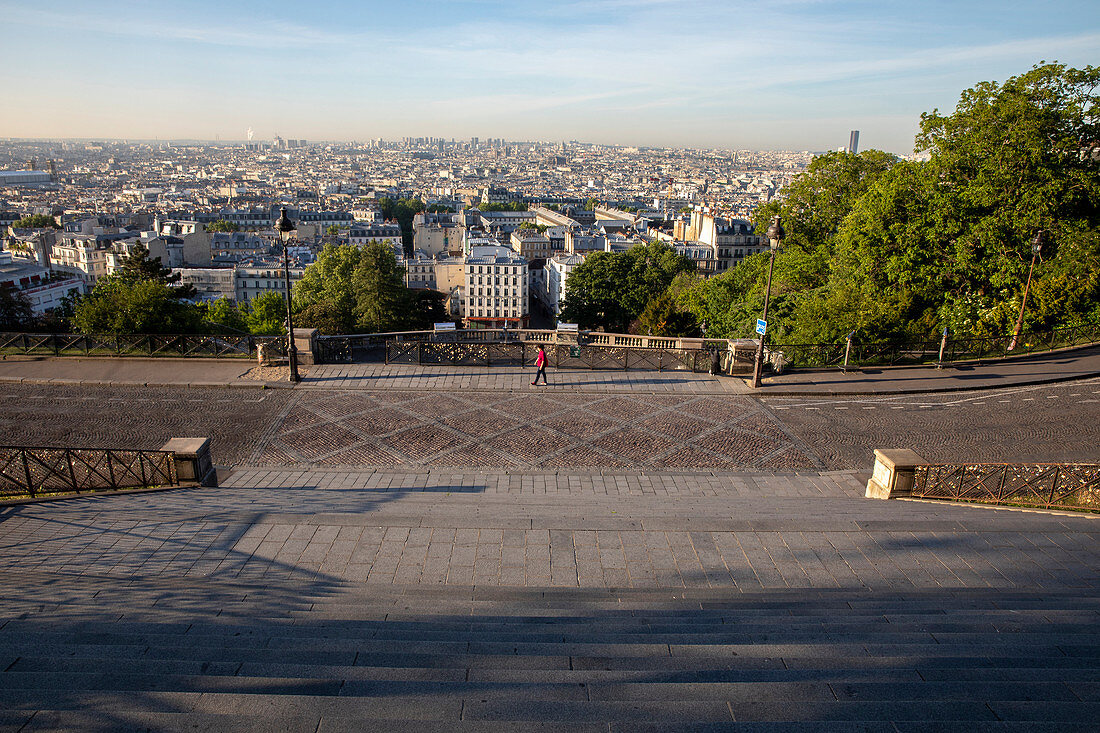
top-left (66, 448), bottom-right (78, 492)
top-left (1048, 466), bottom-right (1060, 508)
top-left (106, 450), bottom-right (117, 489)
top-left (138, 452), bottom-right (148, 487)
top-left (21, 450), bottom-right (35, 498)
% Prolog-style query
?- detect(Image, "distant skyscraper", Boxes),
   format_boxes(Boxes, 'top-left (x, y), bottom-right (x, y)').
top-left (847, 131), bottom-right (859, 154)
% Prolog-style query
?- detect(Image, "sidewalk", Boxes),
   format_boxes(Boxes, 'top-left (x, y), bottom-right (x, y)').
top-left (748, 344), bottom-right (1100, 395)
top-left (2, 344), bottom-right (1098, 396)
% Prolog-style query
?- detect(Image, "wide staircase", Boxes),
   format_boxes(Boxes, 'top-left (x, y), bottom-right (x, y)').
top-left (2, 571), bottom-right (1098, 731)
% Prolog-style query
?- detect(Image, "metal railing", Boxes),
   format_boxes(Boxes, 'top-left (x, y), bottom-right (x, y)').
top-left (912, 462), bottom-right (1100, 511)
top-left (771, 322), bottom-right (1100, 369)
top-left (0, 446), bottom-right (179, 500)
top-left (0, 332), bottom-right (287, 359)
top-left (378, 341), bottom-right (714, 372)
top-left (315, 329), bottom-right (730, 371)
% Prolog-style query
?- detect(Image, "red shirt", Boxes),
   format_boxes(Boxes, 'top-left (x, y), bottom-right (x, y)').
top-left (535, 349), bottom-right (546, 367)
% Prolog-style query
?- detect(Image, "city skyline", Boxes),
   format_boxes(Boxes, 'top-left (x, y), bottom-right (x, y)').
top-left (2, 0), bottom-right (1097, 154)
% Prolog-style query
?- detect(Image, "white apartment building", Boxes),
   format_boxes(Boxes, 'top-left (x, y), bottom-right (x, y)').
top-left (544, 253), bottom-right (584, 320)
top-left (210, 232), bottom-right (271, 260)
top-left (464, 246), bottom-right (528, 328)
top-left (0, 250), bottom-right (84, 315)
top-left (406, 251), bottom-right (436, 290)
top-left (21, 278), bottom-right (84, 315)
top-left (235, 263), bottom-right (304, 303)
top-left (691, 211), bottom-right (767, 273)
top-left (673, 242), bottom-right (719, 277)
top-left (48, 231), bottom-right (140, 285)
top-left (349, 222), bottom-right (403, 260)
top-left (175, 267), bottom-right (236, 302)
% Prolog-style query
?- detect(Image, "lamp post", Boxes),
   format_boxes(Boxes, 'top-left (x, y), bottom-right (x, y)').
top-left (751, 215), bottom-right (784, 389)
top-left (1007, 230), bottom-right (1045, 352)
top-left (275, 207), bottom-right (300, 383)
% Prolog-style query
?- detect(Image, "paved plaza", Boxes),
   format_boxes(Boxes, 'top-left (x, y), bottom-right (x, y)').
top-left (1, 360), bottom-right (1098, 729)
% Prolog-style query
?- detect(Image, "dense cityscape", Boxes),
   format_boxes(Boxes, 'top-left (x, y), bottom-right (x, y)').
top-left (0, 136), bottom-right (813, 332)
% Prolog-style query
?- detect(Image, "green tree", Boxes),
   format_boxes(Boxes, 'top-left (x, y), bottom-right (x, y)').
top-left (207, 220), bottom-right (240, 233)
top-left (116, 243), bottom-right (197, 299)
top-left (636, 272), bottom-right (700, 337)
top-left (352, 242), bottom-right (410, 332)
top-left (584, 198), bottom-right (599, 211)
top-left (559, 241), bottom-right (696, 332)
top-left (0, 285), bottom-right (34, 330)
top-left (292, 242), bottom-right (435, 334)
top-left (912, 62), bottom-right (1100, 334)
top-left (292, 243), bottom-right (362, 333)
top-left (682, 64), bottom-right (1100, 343)
top-left (204, 297), bottom-right (249, 333)
top-left (479, 201), bottom-right (527, 212)
top-left (378, 197), bottom-right (426, 251)
top-left (243, 291), bottom-right (287, 335)
top-left (13, 214), bottom-right (60, 229)
top-left (325, 224), bottom-right (342, 236)
top-left (72, 279), bottom-right (205, 334)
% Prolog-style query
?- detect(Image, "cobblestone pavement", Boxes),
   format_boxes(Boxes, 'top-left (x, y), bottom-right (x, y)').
top-left (0, 384), bottom-right (291, 466)
top-left (2, 377), bottom-right (1096, 472)
top-left (250, 389), bottom-right (821, 472)
top-left (298, 363), bottom-right (739, 393)
top-left (764, 377), bottom-right (1100, 468)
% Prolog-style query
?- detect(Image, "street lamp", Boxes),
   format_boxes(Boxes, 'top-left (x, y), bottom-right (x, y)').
top-left (1007, 230), bottom-right (1045, 352)
top-left (751, 215), bottom-right (784, 389)
top-left (275, 206), bottom-right (300, 383)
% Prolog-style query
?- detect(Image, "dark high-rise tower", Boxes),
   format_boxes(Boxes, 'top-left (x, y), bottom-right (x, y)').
top-left (847, 131), bottom-right (860, 154)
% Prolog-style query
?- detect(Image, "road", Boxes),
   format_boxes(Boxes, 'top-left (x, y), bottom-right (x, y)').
top-left (3, 376), bottom-right (1097, 470)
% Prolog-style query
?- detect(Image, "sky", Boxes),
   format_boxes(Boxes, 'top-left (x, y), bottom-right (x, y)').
top-left (1, 0), bottom-right (1097, 153)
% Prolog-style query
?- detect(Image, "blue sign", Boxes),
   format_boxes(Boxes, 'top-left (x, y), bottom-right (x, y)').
top-left (756, 319), bottom-right (767, 335)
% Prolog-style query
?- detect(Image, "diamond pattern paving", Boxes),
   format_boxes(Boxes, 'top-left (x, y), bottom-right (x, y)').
top-left (251, 391), bottom-right (821, 470)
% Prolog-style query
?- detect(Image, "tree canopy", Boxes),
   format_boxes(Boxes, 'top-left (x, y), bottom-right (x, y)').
top-left (559, 241), bottom-right (697, 333)
top-left (13, 214), bottom-right (60, 229)
top-left (378, 197), bottom-right (426, 251)
top-left (678, 63), bottom-right (1100, 343)
top-left (72, 279), bottom-right (205, 334)
top-left (0, 285), bottom-right (34, 330)
top-left (207, 220), bottom-right (239, 233)
top-left (293, 242), bottom-right (442, 334)
top-left (477, 201), bottom-right (528, 212)
top-left (116, 243), bottom-right (196, 299)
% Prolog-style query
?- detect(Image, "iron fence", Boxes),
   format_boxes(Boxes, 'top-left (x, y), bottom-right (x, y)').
top-left (0, 446), bottom-right (179, 500)
top-left (912, 462), bottom-right (1100, 511)
top-left (377, 340), bottom-right (712, 372)
top-left (771, 322), bottom-right (1100, 369)
top-left (0, 332), bottom-right (286, 359)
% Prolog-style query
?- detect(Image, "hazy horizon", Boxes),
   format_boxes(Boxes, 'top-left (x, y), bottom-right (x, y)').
top-left (2, 0), bottom-right (1097, 155)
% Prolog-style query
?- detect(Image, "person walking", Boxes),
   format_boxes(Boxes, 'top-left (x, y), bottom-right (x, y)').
top-left (531, 344), bottom-right (548, 385)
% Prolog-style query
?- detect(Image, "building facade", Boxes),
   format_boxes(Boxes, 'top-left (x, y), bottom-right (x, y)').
top-left (463, 246), bottom-right (529, 328)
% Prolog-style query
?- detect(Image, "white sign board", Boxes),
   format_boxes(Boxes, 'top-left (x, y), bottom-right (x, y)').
top-left (433, 322), bottom-right (456, 331)
top-left (755, 319), bottom-right (767, 336)
top-left (556, 323), bottom-right (579, 332)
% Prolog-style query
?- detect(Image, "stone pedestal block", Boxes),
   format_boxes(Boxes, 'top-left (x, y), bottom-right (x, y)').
top-left (865, 448), bottom-right (925, 499)
top-left (293, 328), bottom-right (319, 365)
top-left (161, 438), bottom-right (217, 487)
